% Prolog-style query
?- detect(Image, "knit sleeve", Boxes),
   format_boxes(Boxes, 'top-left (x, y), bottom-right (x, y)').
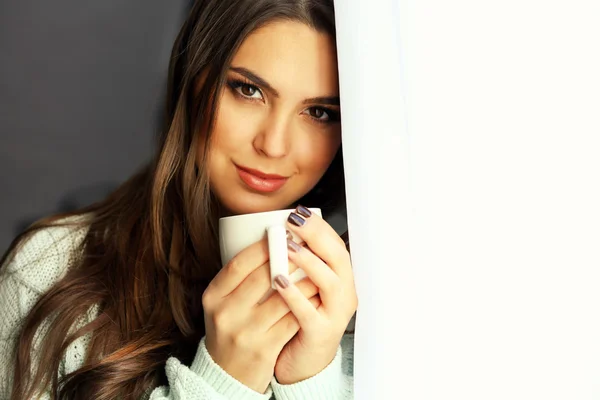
top-left (0, 223), bottom-right (87, 400)
top-left (146, 337), bottom-right (273, 400)
top-left (270, 333), bottom-right (354, 400)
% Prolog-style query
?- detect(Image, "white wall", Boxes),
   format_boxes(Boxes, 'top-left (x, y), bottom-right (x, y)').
top-left (336, 0), bottom-right (600, 398)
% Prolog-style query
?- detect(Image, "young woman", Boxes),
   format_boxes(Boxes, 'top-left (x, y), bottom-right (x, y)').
top-left (0, 0), bottom-right (357, 399)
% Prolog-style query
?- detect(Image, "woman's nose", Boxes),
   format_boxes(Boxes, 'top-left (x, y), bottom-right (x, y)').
top-left (252, 112), bottom-right (292, 158)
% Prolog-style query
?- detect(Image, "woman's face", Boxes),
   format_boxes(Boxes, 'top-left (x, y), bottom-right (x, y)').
top-left (202, 20), bottom-right (341, 215)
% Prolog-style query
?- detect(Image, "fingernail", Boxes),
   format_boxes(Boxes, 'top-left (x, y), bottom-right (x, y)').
top-left (286, 230), bottom-right (293, 241)
top-left (287, 238), bottom-right (302, 252)
top-left (295, 205), bottom-right (312, 218)
top-left (274, 274), bottom-right (290, 289)
top-left (288, 212), bottom-right (305, 227)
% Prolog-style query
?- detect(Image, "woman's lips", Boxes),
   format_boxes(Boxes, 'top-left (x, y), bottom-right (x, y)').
top-left (235, 165), bottom-right (289, 193)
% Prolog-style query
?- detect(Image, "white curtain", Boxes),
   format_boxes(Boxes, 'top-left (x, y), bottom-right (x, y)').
top-left (335, 0), bottom-right (600, 398)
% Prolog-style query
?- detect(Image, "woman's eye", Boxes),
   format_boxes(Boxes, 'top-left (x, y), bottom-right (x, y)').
top-left (310, 108), bottom-right (327, 120)
top-left (233, 82), bottom-right (263, 100)
top-left (240, 84), bottom-right (256, 96)
top-left (306, 107), bottom-right (339, 123)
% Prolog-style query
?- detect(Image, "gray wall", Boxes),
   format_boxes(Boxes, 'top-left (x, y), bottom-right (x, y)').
top-left (0, 1), bottom-right (190, 253)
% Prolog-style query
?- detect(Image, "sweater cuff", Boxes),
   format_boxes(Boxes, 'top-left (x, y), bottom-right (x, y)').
top-left (270, 345), bottom-right (345, 400)
top-left (190, 336), bottom-right (273, 400)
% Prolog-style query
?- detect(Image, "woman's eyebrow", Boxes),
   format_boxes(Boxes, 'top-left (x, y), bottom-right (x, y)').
top-left (230, 66), bottom-right (279, 96)
top-left (229, 66), bottom-right (340, 106)
top-left (301, 96), bottom-right (340, 106)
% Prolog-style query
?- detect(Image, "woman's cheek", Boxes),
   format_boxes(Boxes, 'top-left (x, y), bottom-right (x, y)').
top-left (301, 136), bottom-right (337, 175)
top-left (318, 129), bottom-right (342, 163)
top-left (214, 99), bottom-right (257, 147)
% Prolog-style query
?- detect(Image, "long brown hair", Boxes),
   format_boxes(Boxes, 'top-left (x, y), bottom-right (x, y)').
top-left (0, 0), bottom-right (344, 399)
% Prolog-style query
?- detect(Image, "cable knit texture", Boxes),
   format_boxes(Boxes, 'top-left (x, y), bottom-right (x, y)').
top-left (0, 219), bottom-right (354, 399)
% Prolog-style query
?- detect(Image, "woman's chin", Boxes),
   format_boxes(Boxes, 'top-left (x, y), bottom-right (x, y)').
top-left (218, 195), bottom-right (291, 216)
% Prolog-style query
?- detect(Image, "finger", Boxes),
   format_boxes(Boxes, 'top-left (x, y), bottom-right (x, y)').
top-left (268, 294), bottom-right (321, 346)
top-left (286, 205), bottom-right (352, 280)
top-left (225, 261), bottom-right (272, 307)
top-left (229, 256), bottom-right (304, 306)
top-left (286, 239), bottom-right (340, 306)
top-left (207, 236), bottom-right (269, 299)
top-left (256, 278), bottom-right (318, 327)
top-left (273, 275), bottom-right (321, 330)
top-left (256, 258), bottom-right (306, 305)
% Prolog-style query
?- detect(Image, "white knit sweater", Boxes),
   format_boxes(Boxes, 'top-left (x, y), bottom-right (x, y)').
top-left (0, 220), bottom-right (354, 399)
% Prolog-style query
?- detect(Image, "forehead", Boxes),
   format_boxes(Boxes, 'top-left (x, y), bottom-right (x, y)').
top-left (231, 20), bottom-right (339, 96)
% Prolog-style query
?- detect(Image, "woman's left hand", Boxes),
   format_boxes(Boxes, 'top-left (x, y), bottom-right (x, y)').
top-left (272, 205), bottom-right (358, 385)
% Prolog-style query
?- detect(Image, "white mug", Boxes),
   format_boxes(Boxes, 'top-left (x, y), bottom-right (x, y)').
top-left (219, 207), bottom-right (322, 266)
top-left (219, 208), bottom-right (322, 298)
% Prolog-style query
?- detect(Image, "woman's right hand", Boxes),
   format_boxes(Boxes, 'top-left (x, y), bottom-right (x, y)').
top-left (202, 236), bottom-right (320, 393)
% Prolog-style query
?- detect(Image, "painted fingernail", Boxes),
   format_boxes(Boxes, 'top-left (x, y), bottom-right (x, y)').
top-left (295, 205), bottom-right (312, 218)
top-left (286, 230), bottom-right (293, 241)
top-left (287, 238), bottom-right (302, 252)
top-left (288, 212), bottom-right (305, 227)
top-left (274, 274), bottom-right (290, 289)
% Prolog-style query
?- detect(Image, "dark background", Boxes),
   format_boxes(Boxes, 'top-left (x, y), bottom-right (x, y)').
top-left (0, 1), bottom-right (191, 252)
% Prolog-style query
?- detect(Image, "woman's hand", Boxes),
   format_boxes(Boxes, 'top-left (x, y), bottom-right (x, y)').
top-left (202, 236), bottom-right (320, 393)
top-left (272, 205), bottom-right (358, 385)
